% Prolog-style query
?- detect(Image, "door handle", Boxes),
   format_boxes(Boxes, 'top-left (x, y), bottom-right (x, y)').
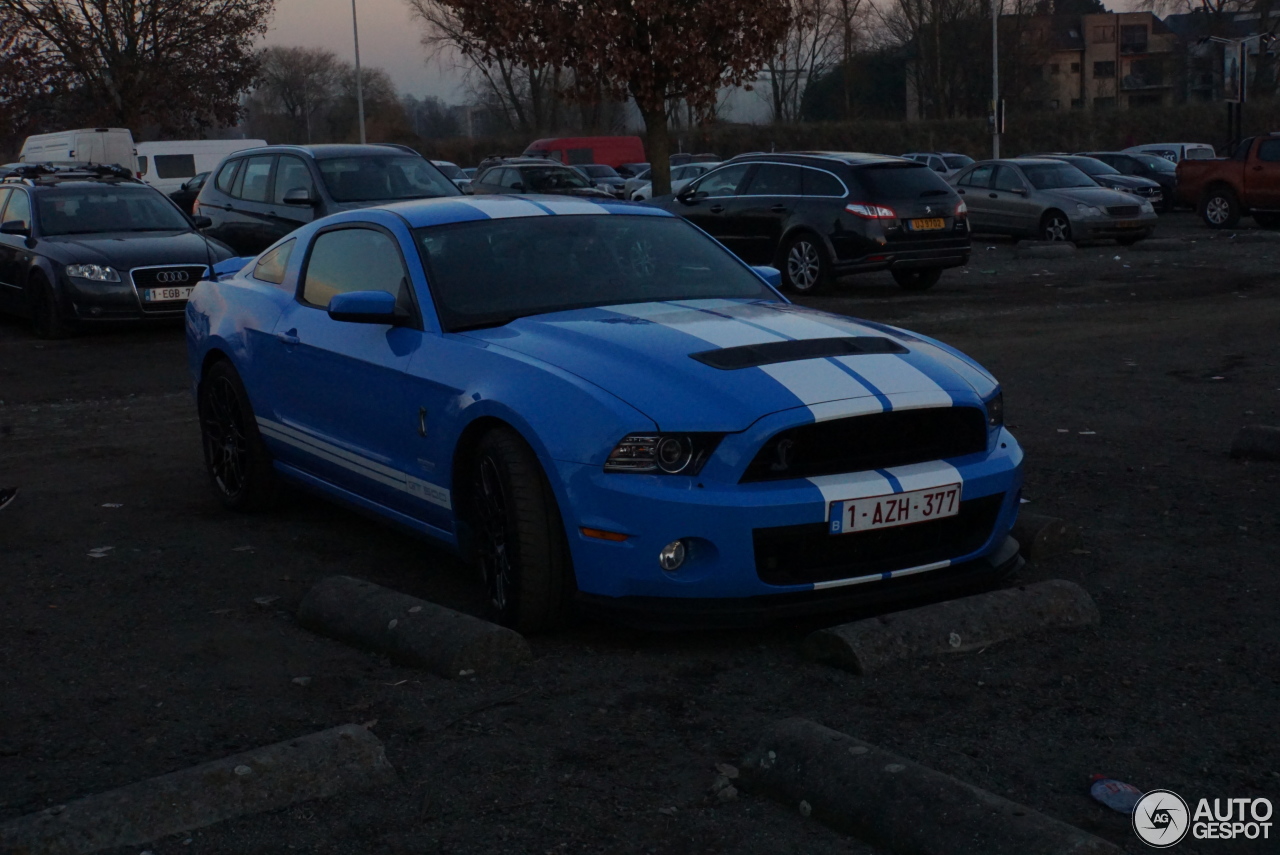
top-left (957, 189), bottom-right (966, 195)
top-left (709, 204), bottom-right (725, 213)
top-left (989, 193), bottom-right (998, 198)
top-left (276, 330), bottom-right (299, 346)
top-left (770, 204), bottom-right (787, 213)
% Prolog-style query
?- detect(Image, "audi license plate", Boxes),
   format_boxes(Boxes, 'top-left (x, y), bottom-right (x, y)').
top-left (829, 484), bottom-right (960, 535)
top-left (143, 286), bottom-right (195, 302)
top-left (910, 218), bottom-right (946, 231)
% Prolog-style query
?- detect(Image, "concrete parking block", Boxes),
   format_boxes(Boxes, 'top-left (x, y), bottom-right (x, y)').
top-left (741, 718), bottom-right (1123, 855)
top-left (297, 575), bottom-right (532, 678)
top-left (803, 579), bottom-right (1099, 674)
top-left (1014, 240), bottom-right (1077, 259)
top-left (1127, 238), bottom-right (1191, 252)
top-left (0, 724), bottom-right (395, 855)
top-left (1230, 425), bottom-right (1280, 461)
top-left (1011, 512), bottom-right (1083, 560)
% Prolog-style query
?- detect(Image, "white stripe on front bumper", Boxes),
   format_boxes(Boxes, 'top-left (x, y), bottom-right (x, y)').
top-left (811, 559), bottom-right (951, 591)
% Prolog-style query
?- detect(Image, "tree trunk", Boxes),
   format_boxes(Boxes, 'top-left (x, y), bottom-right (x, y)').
top-left (638, 99), bottom-right (671, 196)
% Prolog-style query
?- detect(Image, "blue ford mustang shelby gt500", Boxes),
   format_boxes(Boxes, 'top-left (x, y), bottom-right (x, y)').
top-left (187, 195), bottom-right (1023, 631)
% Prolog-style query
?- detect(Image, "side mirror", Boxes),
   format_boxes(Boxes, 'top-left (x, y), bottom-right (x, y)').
top-left (1012, 186), bottom-right (1028, 196)
top-left (751, 265), bottom-right (782, 289)
top-left (327, 290), bottom-right (405, 325)
top-left (0, 220), bottom-right (30, 236)
top-left (677, 185), bottom-right (698, 202)
top-left (282, 187), bottom-right (316, 206)
top-left (191, 215), bottom-right (213, 229)
top-left (509, 182), bottom-right (525, 192)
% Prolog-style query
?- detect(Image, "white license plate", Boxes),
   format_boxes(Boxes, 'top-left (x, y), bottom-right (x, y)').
top-left (143, 286), bottom-right (195, 302)
top-left (829, 484), bottom-right (961, 535)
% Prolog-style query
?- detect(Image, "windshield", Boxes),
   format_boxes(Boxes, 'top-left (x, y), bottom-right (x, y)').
top-left (36, 185), bottom-right (191, 235)
top-left (523, 166), bottom-right (591, 191)
top-left (1185, 147), bottom-right (1215, 160)
top-left (944, 155), bottom-right (974, 169)
top-left (1133, 153), bottom-right (1176, 173)
top-left (1021, 163), bottom-right (1097, 190)
top-left (582, 165), bottom-right (620, 178)
top-left (415, 215), bottom-right (775, 332)
top-left (433, 162), bottom-right (464, 180)
top-left (1065, 156), bottom-right (1119, 176)
top-left (318, 155), bottom-right (460, 202)
top-left (856, 164), bottom-right (956, 198)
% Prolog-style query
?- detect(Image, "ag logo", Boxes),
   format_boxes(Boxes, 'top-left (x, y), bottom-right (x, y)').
top-left (1133, 789), bottom-right (1190, 848)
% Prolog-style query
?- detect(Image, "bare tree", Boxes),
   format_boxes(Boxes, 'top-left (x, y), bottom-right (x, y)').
top-left (762, 0), bottom-right (842, 123)
top-left (256, 46), bottom-right (340, 143)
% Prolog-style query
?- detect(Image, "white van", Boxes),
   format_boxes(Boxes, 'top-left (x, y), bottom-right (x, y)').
top-left (136, 139), bottom-right (267, 194)
top-left (1123, 142), bottom-right (1217, 163)
top-left (20, 128), bottom-right (138, 171)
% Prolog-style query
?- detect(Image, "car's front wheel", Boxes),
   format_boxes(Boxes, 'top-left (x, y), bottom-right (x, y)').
top-left (1040, 211), bottom-right (1072, 242)
top-left (1201, 187), bottom-right (1241, 229)
top-left (780, 232), bottom-right (831, 294)
top-left (28, 273), bottom-right (74, 339)
top-left (468, 427), bottom-right (574, 632)
top-left (891, 267), bottom-right (943, 291)
top-left (198, 360), bottom-right (280, 512)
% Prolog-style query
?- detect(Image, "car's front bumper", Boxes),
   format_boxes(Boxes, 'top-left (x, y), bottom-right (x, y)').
top-left (1075, 213), bottom-right (1159, 240)
top-left (554, 426), bottom-right (1023, 612)
top-left (61, 275), bottom-right (189, 322)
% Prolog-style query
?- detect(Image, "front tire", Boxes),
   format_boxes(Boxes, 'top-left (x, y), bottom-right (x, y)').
top-left (891, 267), bottom-right (943, 291)
top-left (469, 427), bottom-right (574, 632)
top-left (780, 232), bottom-right (831, 294)
top-left (1201, 187), bottom-right (1241, 229)
top-left (198, 360), bottom-right (280, 512)
top-left (28, 274), bottom-right (74, 339)
top-left (1040, 211), bottom-right (1072, 242)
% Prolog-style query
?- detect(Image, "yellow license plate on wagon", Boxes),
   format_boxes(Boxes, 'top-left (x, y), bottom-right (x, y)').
top-left (910, 218), bottom-right (946, 231)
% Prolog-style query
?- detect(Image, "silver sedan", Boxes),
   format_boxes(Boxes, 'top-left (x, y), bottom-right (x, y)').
top-left (948, 158), bottom-right (1158, 244)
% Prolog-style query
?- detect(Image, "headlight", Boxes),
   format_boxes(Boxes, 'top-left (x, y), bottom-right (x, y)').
top-left (605, 433), bottom-right (723, 475)
top-left (1140, 200), bottom-right (1154, 213)
top-left (66, 264), bottom-right (121, 282)
top-left (1112, 184), bottom-right (1132, 193)
top-left (985, 391), bottom-right (1004, 428)
top-left (1075, 203), bottom-right (1102, 217)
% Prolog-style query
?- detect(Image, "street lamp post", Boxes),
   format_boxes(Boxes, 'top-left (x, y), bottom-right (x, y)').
top-left (351, 0), bottom-right (367, 144)
top-left (991, 0), bottom-right (1000, 159)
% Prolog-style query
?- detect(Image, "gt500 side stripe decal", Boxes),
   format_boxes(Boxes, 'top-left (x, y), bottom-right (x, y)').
top-left (256, 417), bottom-right (452, 510)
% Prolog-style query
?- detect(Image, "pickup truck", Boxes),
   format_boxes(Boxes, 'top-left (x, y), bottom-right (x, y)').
top-left (1176, 134), bottom-right (1280, 228)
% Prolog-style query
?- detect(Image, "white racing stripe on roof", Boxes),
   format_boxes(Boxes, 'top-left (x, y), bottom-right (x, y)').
top-left (457, 197), bottom-right (549, 219)
top-left (607, 302), bottom-right (783, 348)
top-left (534, 198), bottom-right (612, 215)
top-left (882, 460), bottom-right (964, 494)
top-left (806, 470), bottom-right (894, 506)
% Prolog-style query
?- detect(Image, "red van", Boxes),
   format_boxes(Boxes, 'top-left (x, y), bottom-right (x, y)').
top-left (523, 136), bottom-right (646, 169)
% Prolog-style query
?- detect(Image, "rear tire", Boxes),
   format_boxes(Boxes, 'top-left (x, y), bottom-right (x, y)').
top-left (779, 232), bottom-right (831, 294)
top-left (891, 267), bottom-right (943, 291)
top-left (198, 360), bottom-right (280, 512)
top-left (468, 427), bottom-right (575, 632)
top-left (1201, 187), bottom-right (1241, 229)
top-left (28, 273), bottom-right (74, 339)
top-left (1040, 211), bottom-right (1072, 242)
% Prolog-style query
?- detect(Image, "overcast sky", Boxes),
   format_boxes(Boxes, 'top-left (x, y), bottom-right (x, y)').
top-left (264, 0), bottom-right (465, 102)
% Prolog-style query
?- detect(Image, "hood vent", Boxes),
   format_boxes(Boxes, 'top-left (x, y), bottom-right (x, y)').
top-left (690, 336), bottom-right (908, 371)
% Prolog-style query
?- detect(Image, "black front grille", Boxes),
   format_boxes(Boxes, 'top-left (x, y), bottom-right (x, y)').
top-left (130, 265), bottom-right (207, 313)
top-left (754, 493), bottom-right (1005, 585)
top-left (1106, 205), bottom-right (1140, 217)
top-left (741, 407), bottom-right (987, 483)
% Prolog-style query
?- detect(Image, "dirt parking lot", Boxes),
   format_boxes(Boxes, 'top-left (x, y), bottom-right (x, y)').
top-left (2, 212), bottom-right (1278, 854)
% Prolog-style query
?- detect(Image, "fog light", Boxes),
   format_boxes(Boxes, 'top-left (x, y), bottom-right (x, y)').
top-left (659, 540), bottom-right (686, 572)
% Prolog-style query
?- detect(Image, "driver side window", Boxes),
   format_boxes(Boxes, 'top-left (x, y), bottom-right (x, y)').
top-left (993, 166), bottom-right (1026, 192)
top-left (960, 164), bottom-right (995, 188)
top-left (302, 228), bottom-right (413, 316)
top-left (499, 169), bottom-right (525, 190)
top-left (692, 164), bottom-right (751, 197)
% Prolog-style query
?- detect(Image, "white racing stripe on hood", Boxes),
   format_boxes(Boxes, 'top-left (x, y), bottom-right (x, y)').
top-left (882, 460), bottom-right (965, 494)
top-left (809, 391), bottom-right (957, 423)
top-left (832, 354), bottom-right (958, 400)
top-left (807, 470), bottom-right (894, 505)
top-left (609, 302), bottom-right (881, 406)
top-left (535, 198), bottom-right (611, 215)
top-left (458, 197), bottom-right (548, 219)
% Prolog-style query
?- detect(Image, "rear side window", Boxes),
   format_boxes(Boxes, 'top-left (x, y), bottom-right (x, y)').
top-left (236, 156), bottom-right (275, 203)
top-left (302, 228), bottom-right (411, 312)
top-left (252, 238), bottom-right (296, 287)
top-left (745, 164), bottom-right (802, 195)
top-left (856, 164), bottom-right (954, 197)
top-left (1258, 140), bottom-right (1280, 162)
top-left (1233, 139), bottom-right (1255, 161)
top-left (138, 156), bottom-right (149, 176)
top-left (154, 154), bottom-right (196, 179)
top-left (215, 159), bottom-right (241, 193)
top-left (959, 164), bottom-right (995, 188)
top-left (2, 190), bottom-right (31, 229)
top-left (802, 169), bottom-right (845, 197)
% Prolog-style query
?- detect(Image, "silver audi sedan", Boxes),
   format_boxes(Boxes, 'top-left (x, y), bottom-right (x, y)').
top-left (948, 158), bottom-right (1158, 244)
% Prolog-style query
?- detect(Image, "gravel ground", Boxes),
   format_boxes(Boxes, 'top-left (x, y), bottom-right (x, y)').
top-left (1, 212), bottom-right (1277, 854)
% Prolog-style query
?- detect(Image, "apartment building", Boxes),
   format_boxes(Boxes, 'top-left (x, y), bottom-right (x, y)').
top-left (1037, 12), bottom-right (1179, 110)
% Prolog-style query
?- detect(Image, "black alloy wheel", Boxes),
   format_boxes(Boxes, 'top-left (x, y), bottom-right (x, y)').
top-left (28, 275), bottom-right (73, 339)
top-left (198, 361), bottom-right (279, 511)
